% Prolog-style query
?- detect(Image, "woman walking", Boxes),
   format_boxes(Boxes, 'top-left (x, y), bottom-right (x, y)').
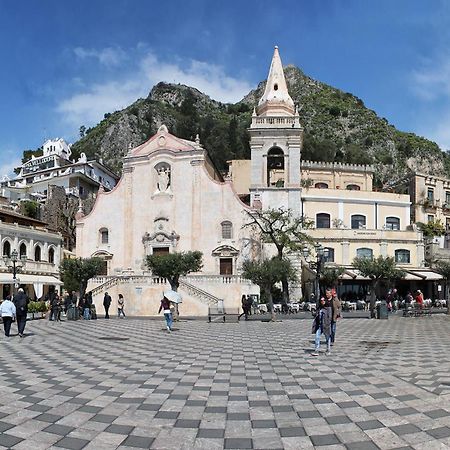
top-left (158, 295), bottom-right (173, 332)
top-left (118, 294), bottom-right (126, 318)
top-left (311, 297), bottom-right (332, 356)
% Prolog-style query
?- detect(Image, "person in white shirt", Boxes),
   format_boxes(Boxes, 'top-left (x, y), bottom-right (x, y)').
top-left (0, 296), bottom-right (16, 337)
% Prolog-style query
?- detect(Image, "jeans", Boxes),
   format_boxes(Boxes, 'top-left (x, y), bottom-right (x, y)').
top-left (331, 321), bottom-right (337, 343)
top-left (118, 308), bottom-right (126, 317)
top-left (315, 328), bottom-right (331, 352)
top-left (104, 305), bottom-right (110, 318)
top-left (164, 312), bottom-right (173, 330)
top-left (83, 307), bottom-right (90, 320)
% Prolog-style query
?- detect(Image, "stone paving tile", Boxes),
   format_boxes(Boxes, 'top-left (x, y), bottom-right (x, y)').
top-left (0, 316), bottom-right (449, 449)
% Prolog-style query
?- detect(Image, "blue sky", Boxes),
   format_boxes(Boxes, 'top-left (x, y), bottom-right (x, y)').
top-left (1, 0), bottom-right (450, 175)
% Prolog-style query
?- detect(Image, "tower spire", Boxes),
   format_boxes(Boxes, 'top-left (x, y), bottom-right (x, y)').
top-left (257, 46), bottom-right (295, 117)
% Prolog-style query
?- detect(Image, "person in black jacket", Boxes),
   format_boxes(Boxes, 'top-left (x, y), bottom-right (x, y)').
top-left (13, 288), bottom-right (28, 337)
top-left (103, 292), bottom-right (112, 319)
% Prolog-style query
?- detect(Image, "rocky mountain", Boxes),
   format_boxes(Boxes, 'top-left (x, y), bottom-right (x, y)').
top-left (66, 65), bottom-right (449, 192)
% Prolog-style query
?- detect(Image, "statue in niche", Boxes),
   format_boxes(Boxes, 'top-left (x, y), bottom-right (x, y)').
top-left (155, 163), bottom-right (171, 192)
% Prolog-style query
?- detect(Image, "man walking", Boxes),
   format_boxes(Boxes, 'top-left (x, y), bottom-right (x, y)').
top-left (0, 296), bottom-right (16, 337)
top-left (238, 295), bottom-right (250, 321)
top-left (103, 292), bottom-right (112, 319)
top-left (13, 288), bottom-right (28, 337)
top-left (325, 288), bottom-right (341, 345)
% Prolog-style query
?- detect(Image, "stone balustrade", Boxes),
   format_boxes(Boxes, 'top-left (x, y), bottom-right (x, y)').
top-left (251, 116), bottom-right (300, 127)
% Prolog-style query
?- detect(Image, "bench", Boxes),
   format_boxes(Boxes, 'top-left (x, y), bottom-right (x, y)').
top-left (208, 307), bottom-right (240, 323)
top-left (403, 306), bottom-right (432, 317)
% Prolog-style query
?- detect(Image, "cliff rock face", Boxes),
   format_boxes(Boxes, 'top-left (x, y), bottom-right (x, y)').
top-left (68, 67), bottom-right (449, 192)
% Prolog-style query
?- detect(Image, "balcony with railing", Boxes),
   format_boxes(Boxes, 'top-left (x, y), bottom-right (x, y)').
top-left (251, 116), bottom-right (301, 128)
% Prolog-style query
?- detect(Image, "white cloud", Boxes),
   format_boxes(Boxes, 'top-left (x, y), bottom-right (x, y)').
top-left (140, 53), bottom-right (253, 103)
top-left (411, 60), bottom-right (450, 101)
top-left (73, 47), bottom-right (126, 67)
top-left (419, 112), bottom-right (450, 151)
top-left (57, 80), bottom-right (144, 127)
top-left (57, 49), bottom-right (252, 129)
top-left (0, 154), bottom-right (22, 178)
top-left (410, 52), bottom-right (450, 149)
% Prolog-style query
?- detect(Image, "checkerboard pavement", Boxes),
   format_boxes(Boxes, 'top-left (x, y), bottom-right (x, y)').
top-left (0, 314), bottom-right (449, 449)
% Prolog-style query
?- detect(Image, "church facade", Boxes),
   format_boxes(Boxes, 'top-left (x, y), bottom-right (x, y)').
top-left (77, 47), bottom-right (438, 315)
top-left (76, 127), bottom-right (259, 315)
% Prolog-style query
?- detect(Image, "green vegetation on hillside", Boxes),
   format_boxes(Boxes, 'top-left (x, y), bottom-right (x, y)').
top-left (19, 66), bottom-right (450, 191)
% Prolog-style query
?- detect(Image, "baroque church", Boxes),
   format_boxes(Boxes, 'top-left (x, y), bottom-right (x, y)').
top-left (77, 47), bottom-right (433, 316)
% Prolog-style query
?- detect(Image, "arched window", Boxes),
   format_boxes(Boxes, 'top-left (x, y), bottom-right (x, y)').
top-left (19, 243), bottom-right (27, 259)
top-left (351, 214), bottom-right (366, 229)
top-left (356, 248), bottom-right (373, 259)
top-left (100, 228), bottom-right (109, 244)
top-left (2, 240), bottom-right (11, 257)
top-left (267, 147), bottom-right (284, 187)
top-left (48, 247), bottom-right (55, 264)
top-left (324, 247), bottom-right (335, 263)
top-left (34, 245), bottom-right (41, 262)
top-left (221, 221), bottom-right (233, 239)
top-left (346, 184), bottom-right (361, 191)
top-left (314, 182), bottom-right (329, 189)
top-left (386, 217), bottom-right (400, 230)
top-left (395, 249), bottom-right (410, 264)
top-left (316, 213), bottom-right (331, 229)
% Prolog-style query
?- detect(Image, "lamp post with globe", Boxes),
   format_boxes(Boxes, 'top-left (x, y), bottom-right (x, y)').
top-left (3, 249), bottom-right (26, 294)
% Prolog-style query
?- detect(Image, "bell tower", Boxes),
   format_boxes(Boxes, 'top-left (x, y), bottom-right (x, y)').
top-left (249, 46), bottom-right (303, 216)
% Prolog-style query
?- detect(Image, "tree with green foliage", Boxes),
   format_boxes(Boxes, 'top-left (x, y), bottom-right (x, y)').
top-left (352, 255), bottom-right (405, 318)
top-left (146, 251), bottom-right (203, 320)
top-left (320, 266), bottom-right (345, 291)
top-left (177, 91), bottom-right (199, 140)
top-left (242, 257), bottom-right (297, 321)
top-left (19, 200), bottom-right (40, 219)
top-left (417, 220), bottom-right (446, 240)
top-left (145, 251), bottom-right (203, 292)
top-left (59, 257), bottom-right (105, 298)
top-left (244, 207), bottom-right (313, 302)
top-left (433, 260), bottom-right (450, 315)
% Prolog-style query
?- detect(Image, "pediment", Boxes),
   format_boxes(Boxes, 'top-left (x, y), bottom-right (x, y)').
top-left (131, 125), bottom-right (201, 157)
top-left (211, 245), bottom-right (240, 257)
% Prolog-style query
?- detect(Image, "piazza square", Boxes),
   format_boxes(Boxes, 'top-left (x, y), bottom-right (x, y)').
top-left (0, 314), bottom-right (449, 449)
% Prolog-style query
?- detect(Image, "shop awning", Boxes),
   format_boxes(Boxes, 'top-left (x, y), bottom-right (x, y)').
top-left (406, 270), bottom-right (443, 281)
top-left (0, 273), bottom-right (63, 285)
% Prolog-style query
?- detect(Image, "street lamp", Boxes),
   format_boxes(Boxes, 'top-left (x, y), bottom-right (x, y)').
top-left (3, 249), bottom-right (26, 293)
top-left (303, 244), bottom-right (329, 305)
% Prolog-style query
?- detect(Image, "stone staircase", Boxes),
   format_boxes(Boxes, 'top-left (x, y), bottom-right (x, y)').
top-left (88, 274), bottom-right (222, 308)
top-left (179, 279), bottom-right (221, 307)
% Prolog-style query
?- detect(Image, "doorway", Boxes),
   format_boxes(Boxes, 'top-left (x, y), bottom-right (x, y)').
top-left (153, 247), bottom-right (170, 256)
top-left (220, 258), bottom-right (233, 275)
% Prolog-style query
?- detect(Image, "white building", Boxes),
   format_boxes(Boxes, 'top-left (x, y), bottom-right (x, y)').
top-left (1, 138), bottom-right (119, 203)
top-left (0, 207), bottom-right (63, 300)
